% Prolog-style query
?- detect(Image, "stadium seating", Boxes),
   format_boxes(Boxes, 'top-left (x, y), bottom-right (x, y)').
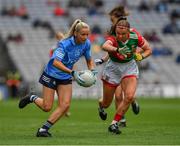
top-left (0, 0), bottom-right (180, 97)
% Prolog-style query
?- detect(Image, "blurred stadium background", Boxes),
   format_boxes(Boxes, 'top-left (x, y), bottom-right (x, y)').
top-left (0, 0), bottom-right (180, 100)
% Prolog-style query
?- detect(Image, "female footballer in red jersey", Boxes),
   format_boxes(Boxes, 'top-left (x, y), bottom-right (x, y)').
top-left (100, 18), bottom-right (152, 134)
top-left (96, 6), bottom-right (141, 127)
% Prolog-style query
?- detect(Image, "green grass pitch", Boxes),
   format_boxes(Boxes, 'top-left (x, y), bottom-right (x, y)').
top-left (0, 98), bottom-right (180, 145)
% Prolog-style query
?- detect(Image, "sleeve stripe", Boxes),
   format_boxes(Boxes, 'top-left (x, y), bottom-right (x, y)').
top-left (55, 51), bottom-right (64, 59)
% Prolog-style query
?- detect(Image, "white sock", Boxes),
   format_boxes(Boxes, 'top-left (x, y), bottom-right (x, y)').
top-left (30, 95), bottom-right (38, 102)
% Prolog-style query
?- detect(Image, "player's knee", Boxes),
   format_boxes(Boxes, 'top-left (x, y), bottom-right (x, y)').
top-left (125, 94), bottom-right (134, 104)
top-left (62, 102), bottom-right (70, 111)
top-left (65, 103), bottom-right (70, 110)
top-left (115, 96), bottom-right (123, 103)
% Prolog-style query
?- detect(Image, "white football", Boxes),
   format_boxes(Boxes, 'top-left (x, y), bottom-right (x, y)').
top-left (77, 70), bottom-right (96, 87)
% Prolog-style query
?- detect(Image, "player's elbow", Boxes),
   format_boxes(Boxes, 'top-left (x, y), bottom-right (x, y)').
top-left (53, 59), bottom-right (57, 66)
top-left (150, 48), bottom-right (152, 55)
top-left (101, 44), bottom-right (106, 51)
top-left (148, 48), bottom-right (152, 56)
top-left (102, 42), bottom-right (109, 51)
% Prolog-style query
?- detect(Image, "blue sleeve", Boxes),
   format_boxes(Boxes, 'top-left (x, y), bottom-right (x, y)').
top-left (52, 42), bottom-right (65, 61)
top-left (83, 40), bottom-right (92, 60)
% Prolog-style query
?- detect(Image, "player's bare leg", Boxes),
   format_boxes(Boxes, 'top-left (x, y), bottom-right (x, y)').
top-left (109, 77), bottom-right (137, 134)
top-left (115, 85), bottom-right (126, 127)
top-left (98, 82), bottom-right (116, 120)
top-left (36, 84), bottom-right (72, 137)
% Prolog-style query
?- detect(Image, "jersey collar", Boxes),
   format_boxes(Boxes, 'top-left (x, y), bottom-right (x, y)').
top-left (70, 36), bottom-right (76, 46)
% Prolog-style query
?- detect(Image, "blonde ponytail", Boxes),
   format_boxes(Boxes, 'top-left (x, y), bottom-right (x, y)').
top-left (64, 19), bottom-right (89, 39)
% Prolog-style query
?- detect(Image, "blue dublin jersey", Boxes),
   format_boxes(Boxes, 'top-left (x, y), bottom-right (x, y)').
top-left (44, 36), bottom-right (91, 80)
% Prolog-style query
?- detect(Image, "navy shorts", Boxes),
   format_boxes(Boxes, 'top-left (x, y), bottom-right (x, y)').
top-left (39, 71), bottom-right (72, 90)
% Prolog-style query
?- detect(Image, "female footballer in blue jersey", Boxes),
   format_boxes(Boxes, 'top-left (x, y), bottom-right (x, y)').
top-left (49, 31), bottom-right (71, 117)
top-left (19, 19), bottom-right (96, 137)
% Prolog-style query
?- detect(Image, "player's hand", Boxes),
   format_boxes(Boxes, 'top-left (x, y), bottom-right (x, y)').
top-left (134, 53), bottom-right (144, 61)
top-left (116, 47), bottom-right (131, 58)
top-left (71, 71), bottom-right (85, 86)
top-left (91, 69), bottom-right (98, 76)
top-left (94, 58), bottom-right (104, 66)
top-left (90, 69), bottom-right (97, 84)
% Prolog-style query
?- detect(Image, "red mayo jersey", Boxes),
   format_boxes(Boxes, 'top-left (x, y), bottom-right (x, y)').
top-left (107, 28), bottom-right (145, 63)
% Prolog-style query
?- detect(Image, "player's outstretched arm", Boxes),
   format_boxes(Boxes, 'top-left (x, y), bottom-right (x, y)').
top-left (95, 53), bottom-right (109, 65)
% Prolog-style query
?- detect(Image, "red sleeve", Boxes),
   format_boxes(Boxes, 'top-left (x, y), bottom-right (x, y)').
top-left (105, 35), bottom-right (125, 60)
top-left (106, 35), bottom-right (118, 47)
top-left (131, 28), bottom-right (145, 47)
top-left (49, 49), bottom-right (53, 57)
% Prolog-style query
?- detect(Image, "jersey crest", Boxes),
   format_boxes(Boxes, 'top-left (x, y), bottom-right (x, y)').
top-left (109, 31), bottom-right (139, 63)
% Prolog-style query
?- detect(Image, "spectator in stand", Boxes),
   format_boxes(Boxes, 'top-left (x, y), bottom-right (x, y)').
top-left (53, 2), bottom-right (68, 17)
top-left (16, 3), bottom-right (29, 20)
top-left (92, 24), bottom-right (102, 35)
top-left (1, 5), bottom-right (9, 16)
top-left (170, 9), bottom-right (180, 19)
top-left (6, 33), bottom-right (23, 44)
top-left (155, 0), bottom-right (168, 13)
top-left (94, 0), bottom-right (104, 8)
top-left (87, 0), bottom-right (105, 16)
top-left (138, 61), bottom-right (151, 71)
top-left (68, 0), bottom-right (89, 8)
top-left (138, 0), bottom-right (150, 11)
top-left (143, 31), bottom-right (151, 41)
top-left (46, 0), bottom-right (59, 6)
top-left (118, 0), bottom-right (129, 8)
top-left (32, 19), bottom-right (42, 28)
top-left (152, 44), bottom-right (173, 57)
top-left (163, 17), bottom-right (179, 34)
top-left (168, 0), bottom-right (180, 4)
top-left (175, 53), bottom-right (180, 64)
top-left (6, 70), bottom-right (21, 98)
top-left (8, 6), bottom-right (17, 17)
top-left (32, 19), bottom-right (55, 39)
top-left (149, 30), bottom-right (161, 42)
top-left (15, 33), bottom-right (24, 43)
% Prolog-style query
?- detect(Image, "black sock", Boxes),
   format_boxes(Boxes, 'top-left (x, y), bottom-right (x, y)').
top-left (41, 120), bottom-right (53, 131)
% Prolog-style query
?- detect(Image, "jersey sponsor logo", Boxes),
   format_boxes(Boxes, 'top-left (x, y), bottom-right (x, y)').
top-left (68, 50), bottom-right (81, 64)
top-left (74, 50), bottom-right (81, 57)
